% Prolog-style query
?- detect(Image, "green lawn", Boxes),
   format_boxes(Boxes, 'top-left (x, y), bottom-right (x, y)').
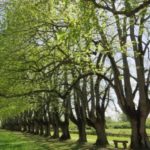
top-left (71, 133), bottom-right (130, 148)
top-left (0, 129), bottom-right (140, 150)
top-left (0, 130), bottom-right (50, 150)
top-left (0, 130), bottom-right (98, 150)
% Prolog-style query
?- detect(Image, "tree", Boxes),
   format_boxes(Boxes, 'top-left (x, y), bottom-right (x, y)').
top-left (86, 0), bottom-right (150, 149)
top-left (1, 0), bottom-right (150, 149)
top-left (119, 113), bottom-right (128, 122)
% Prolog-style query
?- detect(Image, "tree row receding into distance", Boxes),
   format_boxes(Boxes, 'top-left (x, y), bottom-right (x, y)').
top-left (0, 0), bottom-right (150, 149)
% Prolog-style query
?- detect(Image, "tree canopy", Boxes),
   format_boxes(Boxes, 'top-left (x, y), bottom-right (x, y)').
top-left (0, 0), bottom-right (150, 149)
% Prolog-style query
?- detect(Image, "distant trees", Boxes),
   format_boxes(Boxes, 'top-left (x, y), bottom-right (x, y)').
top-left (119, 113), bottom-right (128, 122)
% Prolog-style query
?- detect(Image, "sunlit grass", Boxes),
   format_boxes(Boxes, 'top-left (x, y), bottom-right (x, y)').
top-left (3, 128), bottom-right (150, 149)
top-left (0, 130), bottom-right (97, 150)
top-left (0, 130), bottom-right (49, 150)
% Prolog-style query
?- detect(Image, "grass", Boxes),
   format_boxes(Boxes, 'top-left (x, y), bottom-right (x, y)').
top-left (0, 130), bottom-right (102, 150)
top-left (0, 129), bottom-right (140, 150)
top-left (0, 130), bottom-right (49, 150)
top-left (71, 133), bottom-right (130, 148)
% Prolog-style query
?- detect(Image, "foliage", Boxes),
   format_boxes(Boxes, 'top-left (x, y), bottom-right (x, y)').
top-left (0, 0), bottom-right (150, 149)
top-left (118, 113), bottom-right (129, 122)
top-left (107, 121), bottom-right (131, 129)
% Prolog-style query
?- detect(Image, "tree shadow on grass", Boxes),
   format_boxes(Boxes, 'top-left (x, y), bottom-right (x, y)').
top-left (36, 139), bottom-right (108, 150)
top-left (13, 132), bottom-right (112, 150)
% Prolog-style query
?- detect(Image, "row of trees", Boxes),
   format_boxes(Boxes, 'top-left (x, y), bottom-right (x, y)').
top-left (2, 74), bottom-right (111, 145)
top-left (0, 0), bottom-right (150, 149)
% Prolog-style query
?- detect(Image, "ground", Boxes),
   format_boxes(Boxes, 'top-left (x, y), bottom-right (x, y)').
top-left (0, 129), bottom-right (131, 150)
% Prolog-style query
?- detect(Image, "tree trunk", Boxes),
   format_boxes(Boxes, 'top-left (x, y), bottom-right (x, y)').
top-left (44, 123), bottom-right (51, 137)
top-left (77, 121), bottom-right (87, 143)
top-left (52, 124), bottom-right (59, 139)
top-left (59, 122), bottom-right (70, 141)
top-left (21, 124), bottom-right (26, 132)
top-left (34, 122), bottom-right (39, 135)
top-left (27, 124), bottom-right (31, 133)
top-left (130, 117), bottom-right (150, 150)
top-left (39, 123), bottom-right (44, 135)
top-left (30, 123), bottom-right (34, 134)
top-left (95, 122), bottom-right (108, 147)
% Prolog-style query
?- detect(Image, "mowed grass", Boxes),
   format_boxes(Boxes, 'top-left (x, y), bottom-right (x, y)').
top-left (71, 133), bottom-right (130, 148)
top-left (106, 128), bottom-right (150, 135)
top-left (0, 130), bottom-right (50, 150)
top-left (4, 128), bottom-right (150, 149)
top-left (0, 130), bottom-right (100, 150)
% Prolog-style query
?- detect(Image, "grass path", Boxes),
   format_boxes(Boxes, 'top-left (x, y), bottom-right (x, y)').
top-left (0, 129), bottom-right (130, 150)
top-left (0, 130), bottom-right (104, 150)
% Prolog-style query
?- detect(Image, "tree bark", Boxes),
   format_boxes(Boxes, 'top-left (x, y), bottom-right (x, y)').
top-left (44, 123), bottom-right (51, 137)
top-left (130, 116), bottom-right (150, 149)
top-left (30, 122), bottom-right (34, 134)
top-left (26, 124), bottom-right (31, 133)
top-left (34, 122), bottom-right (39, 135)
top-left (95, 121), bottom-right (108, 147)
top-left (39, 123), bottom-right (44, 135)
top-left (21, 122), bottom-right (26, 132)
top-left (52, 124), bottom-right (59, 138)
top-left (59, 122), bottom-right (70, 140)
top-left (77, 120), bottom-right (87, 143)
